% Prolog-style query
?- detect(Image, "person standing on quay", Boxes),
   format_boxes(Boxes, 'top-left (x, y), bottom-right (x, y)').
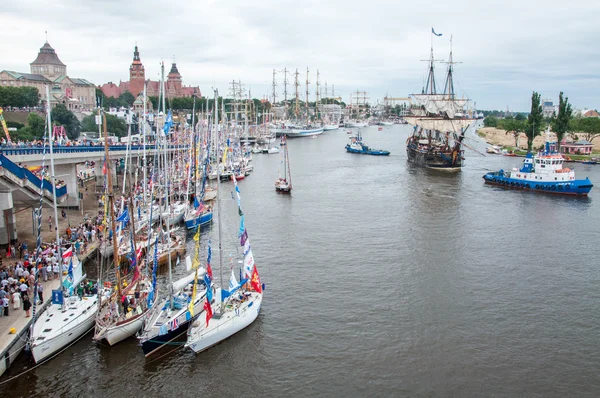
top-left (23, 294), bottom-right (31, 317)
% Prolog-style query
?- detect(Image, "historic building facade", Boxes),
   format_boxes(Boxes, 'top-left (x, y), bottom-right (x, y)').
top-left (0, 41), bottom-right (96, 110)
top-left (99, 46), bottom-right (201, 99)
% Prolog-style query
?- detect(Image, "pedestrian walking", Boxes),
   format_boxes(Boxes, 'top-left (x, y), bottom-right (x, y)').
top-left (48, 215), bottom-right (52, 231)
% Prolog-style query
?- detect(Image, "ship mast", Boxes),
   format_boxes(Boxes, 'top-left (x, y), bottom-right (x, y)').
top-left (272, 69), bottom-right (277, 105)
top-left (104, 114), bottom-right (122, 298)
top-left (442, 35), bottom-right (462, 99)
top-left (315, 70), bottom-right (320, 121)
top-left (294, 69), bottom-right (299, 119)
top-left (305, 67), bottom-right (310, 126)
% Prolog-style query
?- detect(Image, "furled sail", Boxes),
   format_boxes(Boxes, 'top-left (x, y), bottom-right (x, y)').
top-left (404, 117), bottom-right (472, 132)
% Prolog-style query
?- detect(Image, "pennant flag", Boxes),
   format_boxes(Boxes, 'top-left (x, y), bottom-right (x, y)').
top-left (432, 27), bottom-right (442, 37)
top-left (116, 208), bottom-right (129, 223)
top-left (163, 110), bottom-right (173, 134)
top-left (68, 258), bottom-right (74, 281)
top-left (102, 161), bottom-right (107, 175)
top-left (193, 196), bottom-right (200, 209)
top-left (238, 215), bottom-right (245, 237)
top-left (62, 246), bottom-right (73, 259)
top-left (193, 227), bottom-right (200, 242)
top-left (204, 273), bottom-right (213, 303)
top-left (204, 298), bottom-right (213, 328)
top-left (251, 266), bottom-right (262, 293)
top-left (189, 282), bottom-right (197, 316)
top-left (206, 263), bottom-right (213, 280)
top-left (207, 241), bottom-right (212, 264)
top-left (240, 229), bottom-right (248, 246)
top-left (228, 269), bottom-right (238, 291)
top-left (243, 248), bottom-right (255, 278)
top-left (243, 238), bottom-right (251, 256)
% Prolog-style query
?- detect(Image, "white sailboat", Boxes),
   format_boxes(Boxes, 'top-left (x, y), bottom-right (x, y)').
top-left (29, 89), bottom-right (100, 364)
top-left (275, 135), bottom-right (292, 192)
top-left (186, 89), bottom-right (264, 354)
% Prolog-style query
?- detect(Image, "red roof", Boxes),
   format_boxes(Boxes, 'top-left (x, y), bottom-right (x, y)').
top-left (99, 82), bottom-right (122, 98)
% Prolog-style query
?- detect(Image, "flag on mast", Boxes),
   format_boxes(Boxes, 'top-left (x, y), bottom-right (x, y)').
top-left (432, 27), bottom-right (442, 37)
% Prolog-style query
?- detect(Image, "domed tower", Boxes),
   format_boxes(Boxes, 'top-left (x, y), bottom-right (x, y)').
top-left (129, 45), bottom-right (145, 97)
top-left (167, 62), bottom-right (182, 96)
top-left (30, 41), bottom-right (67, 79)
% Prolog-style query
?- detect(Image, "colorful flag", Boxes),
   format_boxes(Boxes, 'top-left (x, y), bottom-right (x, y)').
top-left (240, 229), bottom-right (248, 246)
top-left (251, 266), bottom-right (262, 293)
top-left (238, 215), bottom-right (245, 237)
top-left (102, 161), bottom-right (107, 175)
top-left (204, 273), bottom-right (213, 303)
top-left (68, 258), bottom-right (73, 281)
top-left (204, 298), bottom-right (213, 328)
top-left (206, 263), bottom-right (213, 280)
top-left (62, 246), bottom-right (73, 259)
top-left (193, 227), bottom-right (200, 242)
top-left (228, 270), bottom-right (238, 291)
top-left (243, 248), bottom-right (255, 278)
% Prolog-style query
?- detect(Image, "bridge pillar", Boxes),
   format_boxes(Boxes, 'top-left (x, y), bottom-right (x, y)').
top-left (55, 163), bottom-right (80, 209)
top-left (0, 191), bottom-right (17, 249)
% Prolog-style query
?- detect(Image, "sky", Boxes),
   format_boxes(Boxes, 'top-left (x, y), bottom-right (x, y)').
top-left (2, 0), bottom-right (599, 112)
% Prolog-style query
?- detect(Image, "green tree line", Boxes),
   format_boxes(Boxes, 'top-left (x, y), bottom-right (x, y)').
top-left (483, 91), bottom-right (600, 152)
top-left (0, 86), bottom-right (40, 108)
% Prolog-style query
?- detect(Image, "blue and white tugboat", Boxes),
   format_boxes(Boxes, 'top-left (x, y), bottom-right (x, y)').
top-left (483, 142), bottom-right (593, 196)
top-left (345, 130), bottom-right (390, 156)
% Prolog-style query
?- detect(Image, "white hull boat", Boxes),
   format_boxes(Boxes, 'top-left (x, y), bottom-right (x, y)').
top-left (31, 295), bottom-right (99, 363)
top-left (186, 291), bottom-right (262, 353)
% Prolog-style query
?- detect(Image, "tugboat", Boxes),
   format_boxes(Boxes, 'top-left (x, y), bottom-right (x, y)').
top-left (483, 141), bottom-right (593, 196)
top-left (345, 130), bottom-right (390, 156)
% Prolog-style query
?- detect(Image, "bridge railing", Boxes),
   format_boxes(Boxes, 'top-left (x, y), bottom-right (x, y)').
top-left (0, 145), bottom-right (186, 156)
top-left (0, 154), bottom-right (67, 199)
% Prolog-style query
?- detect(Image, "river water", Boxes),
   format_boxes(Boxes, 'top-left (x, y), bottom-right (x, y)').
top-left (4, 124), bottom-right (600, 397)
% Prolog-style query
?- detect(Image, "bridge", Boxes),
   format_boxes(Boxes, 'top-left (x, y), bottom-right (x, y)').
top-left (0, 144), bottom-right (187, 247)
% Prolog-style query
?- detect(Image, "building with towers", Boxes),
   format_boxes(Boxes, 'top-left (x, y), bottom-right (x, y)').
top-left (99, 45), bottom-right (201, 100)
top-left (0, 40), bottom-right (96, 110)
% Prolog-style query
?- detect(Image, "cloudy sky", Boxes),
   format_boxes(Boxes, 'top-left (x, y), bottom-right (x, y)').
top-left (2, 0), bottom-right (599, 111)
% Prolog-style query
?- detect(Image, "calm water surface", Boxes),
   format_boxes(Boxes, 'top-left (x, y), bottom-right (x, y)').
top-left (4, 125), bottom-right (600, 397)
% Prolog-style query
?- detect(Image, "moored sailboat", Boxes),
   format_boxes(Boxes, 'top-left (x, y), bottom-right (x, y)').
top-left (186, 89), bottom-right (264, 354)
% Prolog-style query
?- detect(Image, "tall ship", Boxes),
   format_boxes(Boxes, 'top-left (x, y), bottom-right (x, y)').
top-left (405, 35), bottom-right (473, 171)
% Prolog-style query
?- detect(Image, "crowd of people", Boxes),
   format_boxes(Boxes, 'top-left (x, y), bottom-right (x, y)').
top-left (0, 208), bottom-right (108, 319)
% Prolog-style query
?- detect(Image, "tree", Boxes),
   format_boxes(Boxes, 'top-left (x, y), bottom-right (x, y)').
top-left (51, 104), bottom-right (80, 140)
top-left (0, 86), bottom-right (40, 107)
top-left (514, 113), bottom-right (526, 121)
top-left (569, 116), bottom-right (600, 142)
top-left (502, 118), bottom-right (526, 148)
top-left (551, 92), bottom-right (573, 151)
top-left (526, 91), bottom-right (543, 152)
top-left (483, 116), bottom-right (498, 127)
top-left (118, 91), bottom-right (135, 107)
top-left (27, 112), bottom-right (46, 138)
top-left (105, 114), bottom-right (127, 137)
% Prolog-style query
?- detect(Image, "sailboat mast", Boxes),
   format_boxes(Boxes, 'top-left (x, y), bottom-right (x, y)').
top-left (104, 114), bottom-right (122, 298)
top-left (45, 85), bottom-right (64, 307)
top-left (315, 70), bottom-right (320, 121)
top-left (161, 62), bottom-right (174, 308)
top-left (294, 69), bottom-right (299, 119)
top-left (305, 67), bottom-right (310, 125)
top-left (214, 88), bottom-right (225, 310)
top-left (272, 69), bottom-right (277, 104)
top-left (142, 84), bottom-right (147, 202)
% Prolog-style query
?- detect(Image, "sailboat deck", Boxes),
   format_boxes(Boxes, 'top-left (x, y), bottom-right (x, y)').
top-left (0, 277), bottom-right (61, 363)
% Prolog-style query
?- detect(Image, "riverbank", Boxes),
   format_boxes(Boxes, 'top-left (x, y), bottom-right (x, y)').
top-left (477, 127), bottom-right (600, 152)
